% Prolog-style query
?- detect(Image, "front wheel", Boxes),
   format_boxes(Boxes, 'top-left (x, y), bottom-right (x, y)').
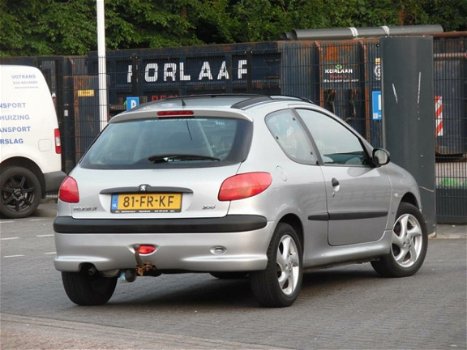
top-left (371, 202), bottom-right (428, 277)
top-left (0, 166), bottom-right (42, 218)
top-left (62, 269), bottom-right (117, 306)
top-left (250, 223), bottom-right (303, 307)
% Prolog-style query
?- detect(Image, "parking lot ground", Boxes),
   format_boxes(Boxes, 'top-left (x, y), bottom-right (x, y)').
top-left (433, 223), bottom-right (467, 239)
top-left (1, 201), bottom-right (466, 350)
top-left (1, 313), bottom-right (286, 350)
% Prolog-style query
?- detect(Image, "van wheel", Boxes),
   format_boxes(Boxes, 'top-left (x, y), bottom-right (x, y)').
top-left (250, 223), bottom-right (303, 307)
top-left (0, 166), bottom-right (42, 219)
top-left (62, 270), bottom-right (117, 306)
top-left (371, 202), bottom-right (428, 277)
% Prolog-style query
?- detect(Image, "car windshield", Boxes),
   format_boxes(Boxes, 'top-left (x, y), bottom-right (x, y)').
top-left (80, 117), bottom-right (252, 169)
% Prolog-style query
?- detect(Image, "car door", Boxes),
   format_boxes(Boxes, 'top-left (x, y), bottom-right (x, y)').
top-left (296, 108), bottom-right (391, 246)
top-left (264, 109), bottom-right (328, 258)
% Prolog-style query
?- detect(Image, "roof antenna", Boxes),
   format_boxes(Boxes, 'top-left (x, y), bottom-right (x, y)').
top-left (181, 97), bottom-right (186, 107)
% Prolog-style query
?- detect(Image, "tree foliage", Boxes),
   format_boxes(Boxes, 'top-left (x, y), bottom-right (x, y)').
top-left (0, 0), bottom-right (465, 56)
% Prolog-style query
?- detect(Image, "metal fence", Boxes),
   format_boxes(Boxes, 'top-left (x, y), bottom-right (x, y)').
top-left (433, 35), bottom-right (466, 223)
top-left (1, 34), bottom-right (465, 223)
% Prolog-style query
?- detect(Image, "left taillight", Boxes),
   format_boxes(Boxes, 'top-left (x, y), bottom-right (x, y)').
top-left (59, 176), bottom-right (79, 203)
top-left (54, 128), bottom-right (62, 154)
top-left (218, 172), bottom-right (272, 201)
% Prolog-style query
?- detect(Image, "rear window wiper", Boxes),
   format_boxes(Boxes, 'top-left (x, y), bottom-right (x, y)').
top-left (148, 154), bottom-right (220, 163)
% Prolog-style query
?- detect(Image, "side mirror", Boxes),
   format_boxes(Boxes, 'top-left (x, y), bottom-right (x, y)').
top-left (372, 148), bottom-right (390, 167)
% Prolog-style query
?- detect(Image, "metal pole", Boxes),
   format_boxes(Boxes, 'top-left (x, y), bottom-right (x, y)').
top-left (381, 36), bottom-right (436, 233)
top-left (96, 0), bottom-right (107, 130)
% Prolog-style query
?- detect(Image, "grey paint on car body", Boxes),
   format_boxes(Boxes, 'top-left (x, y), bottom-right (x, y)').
top-left (53, 95), bottom-right (426, 307)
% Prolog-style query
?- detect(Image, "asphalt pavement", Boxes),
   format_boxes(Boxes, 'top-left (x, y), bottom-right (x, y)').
top-left (1, 200), bottom-right (466, 350)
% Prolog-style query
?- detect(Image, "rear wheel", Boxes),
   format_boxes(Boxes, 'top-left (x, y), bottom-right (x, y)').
top-left (62, 269), bottom-right (117, 306)
top-left (250, 223), bottom-right (303, 307)
top-left (0, 166), bottom-right (41, 218)
top-left (372, 202), bottom-right (428, 277)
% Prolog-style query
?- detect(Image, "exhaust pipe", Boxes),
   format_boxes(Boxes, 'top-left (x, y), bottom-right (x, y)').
top-left (119, 269), bottom-right (137, 282)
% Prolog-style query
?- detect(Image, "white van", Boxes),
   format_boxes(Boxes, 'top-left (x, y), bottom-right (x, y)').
top-left (0, 65), bottom-right (65, 218)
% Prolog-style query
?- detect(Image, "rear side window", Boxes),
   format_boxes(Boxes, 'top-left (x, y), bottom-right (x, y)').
top-left (80, 117), bottom-right (252, 169)
top-left (265, 109), bottom-right (317, 164)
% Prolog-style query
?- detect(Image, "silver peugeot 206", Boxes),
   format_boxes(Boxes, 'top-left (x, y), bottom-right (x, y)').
top-left (54, 95), bottom-right (428, 307)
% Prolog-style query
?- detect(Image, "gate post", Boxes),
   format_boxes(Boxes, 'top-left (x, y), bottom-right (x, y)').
top-left (381, 36), bottom-right (436, 233)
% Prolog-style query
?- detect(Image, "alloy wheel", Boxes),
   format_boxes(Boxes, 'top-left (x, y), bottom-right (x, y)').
top-left (391, 214), bottom-right (423, 268)
top-left (276, 234), bottom-right (300, 295)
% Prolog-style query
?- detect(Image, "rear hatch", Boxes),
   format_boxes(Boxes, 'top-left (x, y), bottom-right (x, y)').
top-left (70, 112), bottom-right (252, 220)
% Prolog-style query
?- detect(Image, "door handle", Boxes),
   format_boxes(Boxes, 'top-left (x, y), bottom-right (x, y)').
top-left (331, 178), bottom-right (340, 187)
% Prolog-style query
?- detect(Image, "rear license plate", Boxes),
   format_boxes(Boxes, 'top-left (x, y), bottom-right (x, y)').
top-left (111, 193), bottom-right (182, 213)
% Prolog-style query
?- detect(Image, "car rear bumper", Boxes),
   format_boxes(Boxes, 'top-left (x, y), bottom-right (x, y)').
top-left (54, 215), bottom-right (267, 233)
top-left (54, 216), bottom-right (273, 273)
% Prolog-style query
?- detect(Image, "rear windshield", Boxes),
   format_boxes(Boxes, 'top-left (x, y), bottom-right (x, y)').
top-left (80, 117), bottom-right (252, 169)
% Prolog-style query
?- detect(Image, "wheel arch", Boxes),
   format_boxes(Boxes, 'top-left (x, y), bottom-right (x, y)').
top-left (399, 192), bottom-right (419, 209)
top-left (277, 213), bottom-right (304, 250)
top-left (0, 157), bottom-right (45, 197)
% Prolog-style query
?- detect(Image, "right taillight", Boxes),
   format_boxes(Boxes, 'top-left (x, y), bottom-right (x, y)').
top-left (58, 176), bottom-right (79, 203)
top-left (54, 128), bottom-right (62, 154)
top-left (218, 172), bottom-right (272, 201)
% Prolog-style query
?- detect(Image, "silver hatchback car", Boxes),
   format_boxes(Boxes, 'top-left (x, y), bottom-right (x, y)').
top-left (54, 95), bottom-right (427, 307)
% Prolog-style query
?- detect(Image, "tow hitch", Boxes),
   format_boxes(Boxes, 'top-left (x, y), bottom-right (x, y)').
top-left (136, 262), bottom-right (160, 277)
top-left (119, 244), bottom-right (160, 282)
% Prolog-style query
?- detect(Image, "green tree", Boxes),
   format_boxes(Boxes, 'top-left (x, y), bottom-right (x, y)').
top-left (0, 0), bottom-right (96, 55)
top-left (104, 0), bottom-right (202, 49)
top-left (0, 0), bottom-right (465, 56)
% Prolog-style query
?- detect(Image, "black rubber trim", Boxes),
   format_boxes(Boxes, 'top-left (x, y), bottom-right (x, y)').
top-left (330, 211), bottom-right (387, 220)
top-left (100, 186), bottom-right (193, 194)
top-left (54, 215), bottom-right (268, 234)
top-left (308, 211), bottom-right (387, 221)
top-left (307, 213), bottom-right (330, 221)
top-left (231, 96), bottom-right (272, 109)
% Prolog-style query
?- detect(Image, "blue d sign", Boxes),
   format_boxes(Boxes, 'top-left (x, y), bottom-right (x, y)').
top-left (372, 90), bottom-right (382, 120)
top-left (126, 96), bottom-right (140, 111)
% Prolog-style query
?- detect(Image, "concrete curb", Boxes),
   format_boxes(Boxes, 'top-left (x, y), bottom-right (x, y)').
top-left (431, 224), bottom-right (467, 240)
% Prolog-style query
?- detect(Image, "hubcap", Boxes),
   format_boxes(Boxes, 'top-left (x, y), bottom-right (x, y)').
top-left (276, 235), bottom-right (300, 296)
top-left (391, 214), bottom-right (423, 268)
top-left (1, 175), bottom-right (35, 212)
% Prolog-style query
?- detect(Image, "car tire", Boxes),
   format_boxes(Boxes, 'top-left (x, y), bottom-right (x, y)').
top-left (372, 202), bottom-right (428, 277)
top-left (210, 272), bottom-right (248, 279)
top-left (62, 270), bottom-right (117, 306)
top-left (250, 223), bottom-right (303, 307)
top-left (0, 166), bottom-right (42, 219)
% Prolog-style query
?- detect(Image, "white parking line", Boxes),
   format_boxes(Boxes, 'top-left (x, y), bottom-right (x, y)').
top-left (44, 252), bottom-right (56, 255)
top-left (36, 234), bottom-right (54, 238)
top-left (1, 237), bottom-right (19, 241)
top-left (29, 218), bottom-right (46, 222)
top-left (0, 221), bottom-right (14, 224)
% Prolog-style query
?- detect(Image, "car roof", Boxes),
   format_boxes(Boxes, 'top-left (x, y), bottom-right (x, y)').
top-left (111, 94), bottom-right (316, 123)
top-left (130, 94), bottom-right (314, 111)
